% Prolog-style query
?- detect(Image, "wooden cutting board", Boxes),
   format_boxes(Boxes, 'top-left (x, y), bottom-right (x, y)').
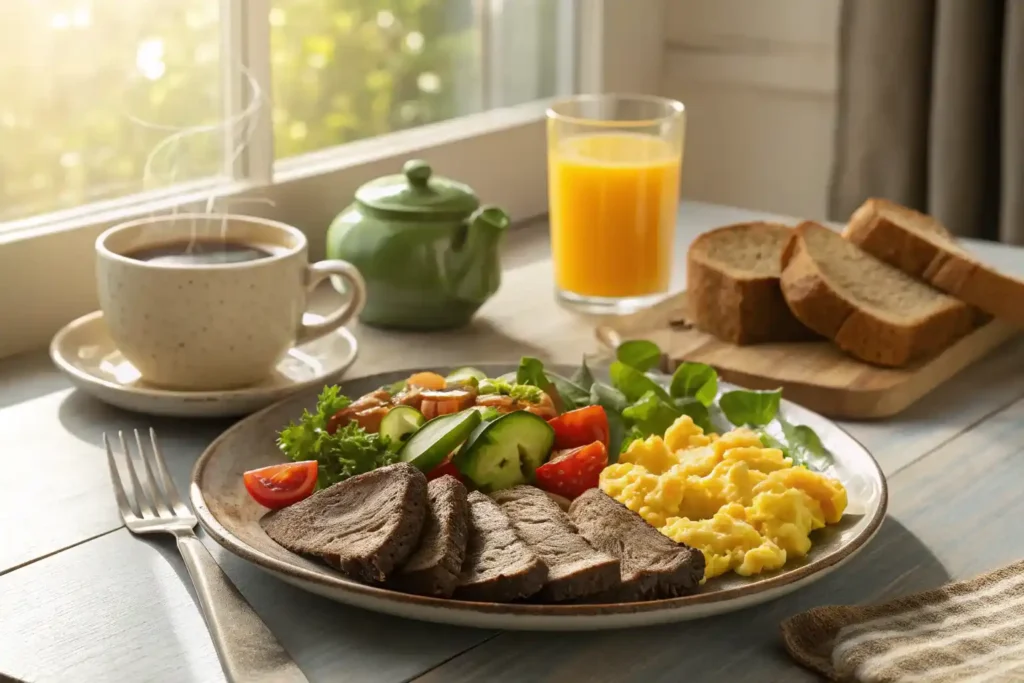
top-left (595, 292), bottom-right (1019, 419)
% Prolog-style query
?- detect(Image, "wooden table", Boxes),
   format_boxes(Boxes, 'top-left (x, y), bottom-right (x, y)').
top-left (4, 201), bottom-right (1024, 683)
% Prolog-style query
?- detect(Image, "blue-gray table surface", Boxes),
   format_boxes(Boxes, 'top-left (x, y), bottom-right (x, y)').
top-left (4, 201), bottom-right (1024, 683)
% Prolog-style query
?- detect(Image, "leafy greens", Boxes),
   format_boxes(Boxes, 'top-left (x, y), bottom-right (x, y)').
top-left (282, 342), bottom-right (833, 488)
top-left (514, 342), bottom-right (833, 471)
top-left (277, 385), bottom-right (397, 489)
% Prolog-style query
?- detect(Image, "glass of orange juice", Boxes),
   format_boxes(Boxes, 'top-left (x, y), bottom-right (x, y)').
top-left (547, 94), bottom-right (685, 313)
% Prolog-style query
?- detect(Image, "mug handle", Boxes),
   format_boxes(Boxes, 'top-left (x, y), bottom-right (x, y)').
top-left (296, 260), bottom-right (367, 344)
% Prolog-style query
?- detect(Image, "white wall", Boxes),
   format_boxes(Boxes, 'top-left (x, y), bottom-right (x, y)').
top-left (662, 0), bottom-right (840, 221)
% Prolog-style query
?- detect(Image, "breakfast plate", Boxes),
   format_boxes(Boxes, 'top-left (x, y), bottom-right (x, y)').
top-left (50, 310), bottom-right (359, 418)
top-left (190, 362), bottom-right (887, 630)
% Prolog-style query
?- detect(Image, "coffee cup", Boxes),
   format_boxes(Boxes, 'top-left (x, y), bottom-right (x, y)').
top-left (95, 213), bottom-right (366, 391)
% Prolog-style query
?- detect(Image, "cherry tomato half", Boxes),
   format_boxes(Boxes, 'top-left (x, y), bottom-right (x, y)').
top-left (427, 455), bottom-right (463, 483)
top-left (243, 460), bottom-right (318, 509)
top-left (547, 405), bottom-right (610, 450)
top-left (533, 441), bottom-right (608, 500)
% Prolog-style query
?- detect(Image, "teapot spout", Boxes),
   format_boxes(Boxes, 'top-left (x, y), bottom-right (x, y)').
top-left (466, 205), bottom-right (509, 246)
top-left (445, 205), bottom-right (509, 305)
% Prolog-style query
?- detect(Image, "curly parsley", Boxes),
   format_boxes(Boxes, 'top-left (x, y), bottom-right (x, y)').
top-left (276, 385), bottom-right (396, 489)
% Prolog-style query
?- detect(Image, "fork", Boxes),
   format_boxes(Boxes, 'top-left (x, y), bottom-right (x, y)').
top-left (104, 428), bottom-right (308, 683)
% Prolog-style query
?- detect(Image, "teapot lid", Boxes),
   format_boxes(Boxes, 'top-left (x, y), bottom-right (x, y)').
top-left (355, 159), bottom-right (479, 217)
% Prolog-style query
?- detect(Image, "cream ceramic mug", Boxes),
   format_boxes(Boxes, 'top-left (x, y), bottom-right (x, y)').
top-left (95, 213), bottom-right (366, 391)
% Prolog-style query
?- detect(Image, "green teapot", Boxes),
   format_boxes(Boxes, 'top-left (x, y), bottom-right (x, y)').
top-left (326, 159), bottom-right (510, 330)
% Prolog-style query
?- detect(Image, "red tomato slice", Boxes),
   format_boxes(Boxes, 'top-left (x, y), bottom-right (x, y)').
top-left (533, 441), bottom-right (608, 500)
top-left (427, 456), bottom-right (463, 483)
top-left (547, 405), bottom-right (610, 450)
top-left (243, 461), bottom-right (318, 509)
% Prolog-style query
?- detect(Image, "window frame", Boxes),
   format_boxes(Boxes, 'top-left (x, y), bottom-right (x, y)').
top-left (0, 0), bottom-right (667, 359)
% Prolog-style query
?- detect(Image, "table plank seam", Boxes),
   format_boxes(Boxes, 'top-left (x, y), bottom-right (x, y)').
top-left (0, 524), bottom-right (123, 578)
top-left (404, 633), bottom-right (503, 683)
top-left (881, 389), bottom-right (1024, 482)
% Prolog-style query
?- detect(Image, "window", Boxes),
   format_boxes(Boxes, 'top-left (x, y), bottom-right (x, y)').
top-left (0, 0), bottom-right (575, 228)
top-left (1, 1), bottom-right (222, 223)
top-left (0, 0), bottom-right (665, 360)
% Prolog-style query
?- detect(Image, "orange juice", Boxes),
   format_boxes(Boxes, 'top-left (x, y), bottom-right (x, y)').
top-left (549, 132), bottom-right (682, 298)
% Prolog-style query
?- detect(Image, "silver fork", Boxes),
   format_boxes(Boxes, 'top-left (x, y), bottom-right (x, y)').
top-left (104, 428), bottom-right (308, 683)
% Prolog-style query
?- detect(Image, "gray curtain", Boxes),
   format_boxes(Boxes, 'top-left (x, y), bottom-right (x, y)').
top-left (830, 0), bottom-right (1024, 244)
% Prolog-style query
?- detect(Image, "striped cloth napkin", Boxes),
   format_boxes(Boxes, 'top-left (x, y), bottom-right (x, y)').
top-left (781, 560), bottom-right (1024, 682)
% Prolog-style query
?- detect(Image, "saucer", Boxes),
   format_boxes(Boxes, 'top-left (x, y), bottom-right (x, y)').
top-left (50, 310), bottom-right (359, 418)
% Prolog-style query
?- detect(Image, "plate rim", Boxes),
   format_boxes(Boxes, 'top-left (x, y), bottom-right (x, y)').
top-left (49, 309), bottom-right (359, 401)
top-left (189, 363), bottom-right (889, 619)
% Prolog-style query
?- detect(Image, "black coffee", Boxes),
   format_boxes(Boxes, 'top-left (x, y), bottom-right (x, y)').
top-left (127, 239), bottom-right (274, 266)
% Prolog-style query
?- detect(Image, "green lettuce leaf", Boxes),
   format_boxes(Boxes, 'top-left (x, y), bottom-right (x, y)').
top-left (615, 340), bottom-right (663, 372)
top-left (610, 361), bottom-right (673, 403)
top-left (622, 390), bottom-right (681, 437)
top-left (669, 362), bottom-right (719, 406)
top-left (780, 419), bottom-right (832, 470)
top-left (546, 372), bottom-right (591, 411)
top-left (571, 357), bottom-right (596, 391)
top-left (590, 382), bottom-right (628, 460)
top-left (719, 389), bottom-right (782, 427)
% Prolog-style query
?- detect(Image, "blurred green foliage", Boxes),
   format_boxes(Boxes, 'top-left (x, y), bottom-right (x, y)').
top-left (0, 0), bottom-right (477, 223)
top-left (271, 0), bottom-right (479, 158)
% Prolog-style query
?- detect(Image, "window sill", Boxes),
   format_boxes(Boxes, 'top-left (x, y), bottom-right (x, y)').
top-left (0, 102), bottom-right (551, 359)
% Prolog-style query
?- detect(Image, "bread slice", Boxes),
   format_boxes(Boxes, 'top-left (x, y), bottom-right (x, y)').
top-left (687, 222), bottom-right (815, 344)
top-left (780, 221), bottom-right (976, 367)
top-left (844, 198), bottom-right (1024, 327)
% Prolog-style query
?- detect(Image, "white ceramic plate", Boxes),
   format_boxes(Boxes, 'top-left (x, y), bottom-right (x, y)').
top-left (50, 310), bottom-right (359, 418)
top-left (191, 364), bottom-right (887, 630)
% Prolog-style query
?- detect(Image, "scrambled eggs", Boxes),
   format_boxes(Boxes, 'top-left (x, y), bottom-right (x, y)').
top-left (599, 416), bottom-right (847, 581)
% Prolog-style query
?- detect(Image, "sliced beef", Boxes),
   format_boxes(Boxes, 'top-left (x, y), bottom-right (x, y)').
top-left (568, 489), bottom-right (705, 601)
top-left (453, 491), bottom-right (548, 602)
top-left (389, 475), bottom-right (469, 598)
top-left (260, 462), bottom-right (428, 583)
top-left (490, 486), bottom-right (620, 602)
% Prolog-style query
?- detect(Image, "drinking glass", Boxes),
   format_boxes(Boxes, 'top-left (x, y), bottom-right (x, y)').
top-left (547, 94), bottom-right (686, 313)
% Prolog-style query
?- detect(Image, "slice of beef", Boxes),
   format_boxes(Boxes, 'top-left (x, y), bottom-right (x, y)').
top-left (490, 486), bottom-right (620, 602)
top-left (568, 489), bottom-right (705, 602)
top-left (389, 475), bottom-right (469, 598)
top-left (453, 491), bottom-right (548, 602)
top-left (260, 462), bottom-right (428, 583)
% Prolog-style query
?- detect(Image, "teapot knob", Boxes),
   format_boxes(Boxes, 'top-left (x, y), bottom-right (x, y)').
top-left (403, 159), bottom-right (432, 188)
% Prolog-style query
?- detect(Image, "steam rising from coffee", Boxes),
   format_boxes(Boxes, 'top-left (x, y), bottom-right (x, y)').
top-left (127, 62), bottom-right (275, 253)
